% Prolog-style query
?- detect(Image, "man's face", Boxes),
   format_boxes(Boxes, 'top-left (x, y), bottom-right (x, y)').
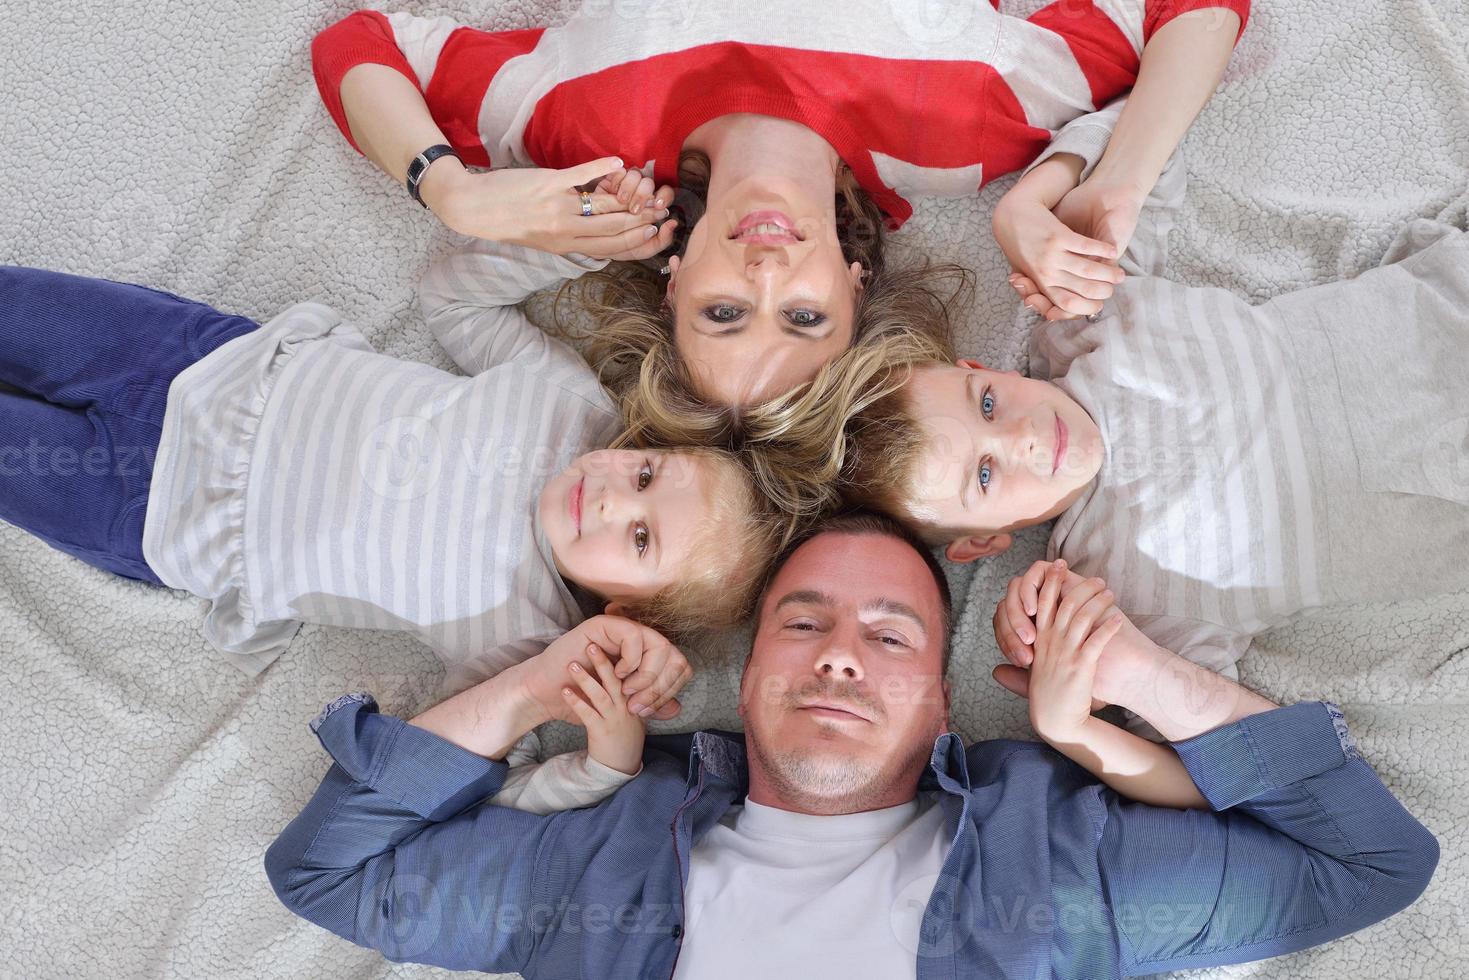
top-left (738, 531), bottom-right (951, 813)
top-left (904, 359), bottom-right (1104, 540)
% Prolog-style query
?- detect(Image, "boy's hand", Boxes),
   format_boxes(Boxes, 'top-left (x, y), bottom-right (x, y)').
top-left (1023, 563), bottom-right (1123, 744)
top-left (511, 615), bottom-right (691, 726)
top-left (993, 186), bottom-right (1123, 321)
top-left (562, 643), bottom-right (646, 776)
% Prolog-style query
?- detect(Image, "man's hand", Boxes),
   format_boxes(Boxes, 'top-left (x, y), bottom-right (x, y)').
top-left (561, 643), bottom-right (646, 776)
top-left (511, 615), bottom-right (693, 728)
top-left (1023, 565), bottom-right (1123, 744)
top-left (426, 157), bottom-right (678, 260)
top-left (993, 560), bottom-right (1156, 710)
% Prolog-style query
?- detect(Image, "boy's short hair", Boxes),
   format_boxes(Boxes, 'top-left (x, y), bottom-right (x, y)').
top-left (755, 509), bottom-right (954, 676)
top-left (618, 447), bottom-right (787, 639)
top-left (840, 382), bottom-right (968, 547)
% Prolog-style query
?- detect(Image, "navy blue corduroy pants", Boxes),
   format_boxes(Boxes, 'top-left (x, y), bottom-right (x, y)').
top-left (0, 266), bottom-right (258, 583)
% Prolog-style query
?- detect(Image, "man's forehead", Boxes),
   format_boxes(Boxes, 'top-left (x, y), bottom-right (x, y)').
top-left (761, 531), bottom-right (942, 620)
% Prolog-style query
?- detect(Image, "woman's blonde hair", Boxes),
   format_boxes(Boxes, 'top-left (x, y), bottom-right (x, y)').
top-left (555, 151), bottom-right (972, 529)
top-left (614, 445), bottom-right (788, 639)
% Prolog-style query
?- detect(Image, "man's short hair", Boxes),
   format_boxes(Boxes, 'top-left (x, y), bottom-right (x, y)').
top-left (756, 509), bottom-right (954, 675)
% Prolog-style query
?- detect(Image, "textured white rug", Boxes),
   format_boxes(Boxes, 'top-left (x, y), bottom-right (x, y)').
top-left (2, 1), bottom-right (1466, 977)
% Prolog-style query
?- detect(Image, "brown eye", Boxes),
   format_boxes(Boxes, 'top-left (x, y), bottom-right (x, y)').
top-left (637, 461), bottom-right (653, 490)
top-left (635, 524), bottom-right (650, 556)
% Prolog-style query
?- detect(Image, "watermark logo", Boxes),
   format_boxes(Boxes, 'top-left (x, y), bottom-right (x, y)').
top-left (358, 416), bottom-right (444, 501)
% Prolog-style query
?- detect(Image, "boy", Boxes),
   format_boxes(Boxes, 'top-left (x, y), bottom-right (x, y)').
top-left (845, 214), bottom-right (1469, 682)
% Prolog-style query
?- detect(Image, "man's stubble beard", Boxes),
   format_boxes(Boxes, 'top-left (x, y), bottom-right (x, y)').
top-left (745, 718), bottom-right (937, 815)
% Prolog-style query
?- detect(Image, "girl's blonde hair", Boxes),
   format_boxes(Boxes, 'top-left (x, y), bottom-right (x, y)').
top-left (614, 445), bottom-right (787, 639)
top-left (555, 152), bottom-right (972, 529)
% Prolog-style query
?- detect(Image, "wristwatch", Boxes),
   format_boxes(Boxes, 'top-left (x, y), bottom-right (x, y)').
top-left (406, 144), bottom-right (462, 208)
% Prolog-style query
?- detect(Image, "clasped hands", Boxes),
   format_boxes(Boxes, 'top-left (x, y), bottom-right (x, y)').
top-left (993, 170), bottom-right (1145, 322)
top-left (425, 155), bottom-right (680, 260)
top-left (992, 559), bottom-right (1153, 742)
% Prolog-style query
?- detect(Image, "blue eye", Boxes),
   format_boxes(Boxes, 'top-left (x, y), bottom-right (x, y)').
top-left (979, 460), bottom-right (992, 491)
top-left (981, 388), bottom-right (995, 420)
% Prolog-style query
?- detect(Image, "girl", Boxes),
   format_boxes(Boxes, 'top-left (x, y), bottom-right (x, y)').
top-left (0, 238), bottom-right (783, 701)
top-left (311, 0), bottom-right (1248, 444)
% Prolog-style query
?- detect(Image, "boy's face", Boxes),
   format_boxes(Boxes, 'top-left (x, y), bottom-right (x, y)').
top-left (539, 449), bottom-right (717, 602)
top-left (904, 359), bottom-right (1103, 560)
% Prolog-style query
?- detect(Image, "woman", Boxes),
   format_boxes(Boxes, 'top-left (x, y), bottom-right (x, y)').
top-left (311, 0), bottom-right (1246, 464)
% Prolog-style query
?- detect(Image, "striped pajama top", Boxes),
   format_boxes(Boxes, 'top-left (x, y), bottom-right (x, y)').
top-left (142, 241), bottom-right (620, 685)
top-left (1034, 225), bottom-right (1469, 674)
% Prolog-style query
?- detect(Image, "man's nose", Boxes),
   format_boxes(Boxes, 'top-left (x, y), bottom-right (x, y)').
top-left (814, 630), bottom-right (864, 681)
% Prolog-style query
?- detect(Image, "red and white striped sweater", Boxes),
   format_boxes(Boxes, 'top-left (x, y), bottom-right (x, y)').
top-left (313, 0), bottom-right (1248, 228)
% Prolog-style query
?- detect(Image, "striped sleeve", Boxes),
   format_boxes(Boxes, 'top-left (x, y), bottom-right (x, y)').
top-left (1027, 1), bottom-right (1248, 110)
top-left (311, 10), bottom-right (544, 166)
top-left (419, 239), bottom-right (608, 377)
top-left (487, 751), bottom-right (641, 815)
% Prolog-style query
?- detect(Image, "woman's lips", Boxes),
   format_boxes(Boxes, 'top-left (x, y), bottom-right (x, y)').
top-left (1053, 414), bottom-right (1068, 475)
top-left (731, 209), bottom-right (802, 245)
top-left (570, 476), bottom-right (584, 536)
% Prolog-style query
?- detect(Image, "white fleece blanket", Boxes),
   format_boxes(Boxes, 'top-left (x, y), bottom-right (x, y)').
top-left (2, 1), bottom-right (1466, 977)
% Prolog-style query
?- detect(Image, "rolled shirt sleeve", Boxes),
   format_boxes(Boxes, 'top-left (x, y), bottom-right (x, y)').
top-left (1097, 701), bottom-right (1439, 976)
top-left (264, 693), bottom-right (546, 973)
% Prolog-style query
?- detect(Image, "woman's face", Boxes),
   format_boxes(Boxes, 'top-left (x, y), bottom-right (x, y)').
top-left (667, 197), bottom-right (864, 406)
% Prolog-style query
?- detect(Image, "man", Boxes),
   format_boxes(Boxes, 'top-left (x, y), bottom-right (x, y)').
top-left (265, 511), bottom-right (1438, 978)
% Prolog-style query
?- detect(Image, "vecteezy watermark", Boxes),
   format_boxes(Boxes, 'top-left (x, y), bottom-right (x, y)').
top-left (0, 438), bottom-right (155, 478)
top-left (358, 416), bottom-right (445, 502)
top-left (1422, 415), bottom-right (1469, 502)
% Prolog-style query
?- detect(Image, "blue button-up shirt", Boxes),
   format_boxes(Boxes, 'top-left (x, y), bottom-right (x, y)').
top-left (265, 698), bottom-right (1436, 978)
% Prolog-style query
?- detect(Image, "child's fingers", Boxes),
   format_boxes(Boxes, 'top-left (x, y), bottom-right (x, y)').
top-left (1005, 577), bottom-right (1035, 647)
top-left (615, 168), bottom-right (643, 205)
top-left (1034, 560), bottom-right (1065, 636)
top-left (630, 174), bottom-right (657, 213)
top-left (992, 598), bottom-right (1033, 668)
top-left (561, 685), bottom-right (599, 726)
top-left (586, 643), bottom-right (625, 708)
top-left (568, 659), bottom-right (614, 715)
top-left (1079, 614), bottom-right (1125, 665)
top-left (1054, 575), bottom-right (1106, 645)
top-left (560, 156), bottom-right (626, 188)
top-left (1020, 561), bottom-right (1049, 617)
top-left (1065, 586), bottom-right (1114, 651)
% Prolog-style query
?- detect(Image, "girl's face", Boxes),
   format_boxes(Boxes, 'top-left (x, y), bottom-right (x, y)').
top-left (667, 189), bottom-right (864, 407)
top-left (539, 449), bottom-right (717, 601)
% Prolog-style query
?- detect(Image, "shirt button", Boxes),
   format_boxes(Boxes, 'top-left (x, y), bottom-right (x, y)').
top-left (671, 925), bottom-right (683, 940)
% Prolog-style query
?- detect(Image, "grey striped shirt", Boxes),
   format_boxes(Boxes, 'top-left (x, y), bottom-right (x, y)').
top-left (142, 241), bottom-right (620, 688)
top-left (1035, 223), bottom-right (1469, 674)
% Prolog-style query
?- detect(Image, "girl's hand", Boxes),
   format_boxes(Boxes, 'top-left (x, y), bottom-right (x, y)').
top-left (1024, 563), bottom-right (1124, 744)
top-left (430, 156), bottom-right (678, 260)
top-left (562, 643), bottom-right (646, 776)
top-left (993, 184), bottom-right (1124, 320)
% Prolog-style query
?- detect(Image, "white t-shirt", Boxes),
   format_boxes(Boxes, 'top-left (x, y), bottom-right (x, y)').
top-left (673, 793), bottom-right (950, 980)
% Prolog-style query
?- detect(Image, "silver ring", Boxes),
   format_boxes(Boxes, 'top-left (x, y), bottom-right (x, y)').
top-left (579, 191), bottom-right (594, 217)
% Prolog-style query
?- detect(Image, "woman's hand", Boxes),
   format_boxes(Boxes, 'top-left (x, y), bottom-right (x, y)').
top-left (425, 156), bottom-right (678, 260)
top-left (994, 180), bottom-right (1124, 321)
top-left (1022, 563), bottom-right (1123, 744)
top-left (561, 643), bottom-right (646, 776)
